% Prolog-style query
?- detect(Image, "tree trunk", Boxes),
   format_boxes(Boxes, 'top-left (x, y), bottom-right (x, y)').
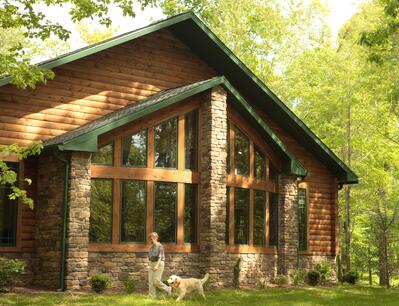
top-left (368, 237), bottom-right (372, 285)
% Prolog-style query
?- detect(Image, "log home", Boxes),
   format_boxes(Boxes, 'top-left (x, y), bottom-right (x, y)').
top-left (0, 13), bottom-right (357, 290)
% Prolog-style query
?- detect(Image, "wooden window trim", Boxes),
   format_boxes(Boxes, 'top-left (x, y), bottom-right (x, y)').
top-left (92, 101), bottom-right (200, 253)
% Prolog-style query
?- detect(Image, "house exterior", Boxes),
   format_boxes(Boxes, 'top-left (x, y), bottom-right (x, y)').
top-left (0, 13), bottom-right (357, 291)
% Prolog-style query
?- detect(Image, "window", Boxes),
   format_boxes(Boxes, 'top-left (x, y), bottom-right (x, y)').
top-left (234, 188), bottom-right (249, 244)
top-left (154, 182), bottom-right (177, 243)
top-left (184, 111), bottom-right (198, 170)
top-left (92, 143), bottom-right (113, 165)
top-left (298, 188), bottom-right (307, 251)
top-left (154, 117), bottom-right (178, 168)
top-left (253, 190), bottom-right (266, 246)
top-left (269, 193), bottom-right (278, 246)
top-left (234, 127), bottom-right (249, 176)
top-left (226, 121), bottom-right (230, 174)
top-left (122, 129), bottom-right (147, 167)
top-left (0, 162), bottom-right (18, 246)
top-left (254, 146), bottom-right (266, 180)
top-left (269, 162), bottom-right (277, 181)
top-left (121, 180), bottom-right (146, 243)
top-left (184, 184), bottom-right (197, 243)
top-left (225, 187), bottom-right (230, 245)
top-left (90, 179), bottom-right (113, 243)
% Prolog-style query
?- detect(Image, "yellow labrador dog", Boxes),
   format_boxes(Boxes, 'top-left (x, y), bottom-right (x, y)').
top-left (167, 273), bottom-right (209, 302)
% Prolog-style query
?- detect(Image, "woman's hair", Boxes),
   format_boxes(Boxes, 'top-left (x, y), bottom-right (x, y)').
top-left (148, 232), bottom-right (159, 240)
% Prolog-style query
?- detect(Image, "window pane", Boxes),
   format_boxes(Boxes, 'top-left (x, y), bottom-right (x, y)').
top-left (225, 187), bottom-right (229, 245)
top-left (121, 180), bottom-right (146, 243)
top-left (184, 184), bottom-right (197, 243)
top-left (226, 121), bottom-right (230, 174)
top-left (253, 190), bottom-right (266, 246)
top-left (298, 188), bottom-right (307, 251)
top-left (234, 127), bottom-right (249, 176)
top-left (234, 188), bottom-right (249, 245)
top-left (184, 111), bottom-right (198, 170)
top-left (269, 162), bottom-right (278, 181)
top-left (154, 182), bottom-right (177, 243)
top-left (269, 193), bottom-right (279, 246)
top-left (122, 129), bottom-right (147, 167)
top-left (254, 147), bottom-right (266, 180)
top-left (90, 179), bottom-right (113, 243)
top-left (154, 117), bottom-right (177, 168)
top-left (92, 143), bottom-right (113, 165)
top-left (0, 162), bottom-right (18, 246)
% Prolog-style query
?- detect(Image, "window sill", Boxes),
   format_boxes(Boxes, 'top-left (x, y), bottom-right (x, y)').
top-left (0, 246), bottom-right (20, 253)
top-left (88, 243), bottom-right (200, 253)
top-left (225, 245), bottom-right (277, 254)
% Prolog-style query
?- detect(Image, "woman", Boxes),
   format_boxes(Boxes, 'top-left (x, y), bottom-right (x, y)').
top-left (148, 232), bottom-right (172, 298)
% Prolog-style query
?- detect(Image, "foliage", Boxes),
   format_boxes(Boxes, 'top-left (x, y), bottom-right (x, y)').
top-left (0, 142), bottom-right (42, 208)
top-left (89, 274), bottom-right (111, 293)
top-left (76, 21), bottom-right (120, 45)
top-left (0, 257), bottom-right (25, 292)
top-left (123, 276), bottom-right (135, 293)
top-left (314, 260), bottom-right (333, 282)
top-left (0, 0), bottom-right (158, 89)
top-left (342, 270), bottom-right (359, 285)
top-left (307, 270), bottom-right (321, 286)
top-left (256, 277), bottom-right (267, 289)
top-left (290, 269), bottom-right (305, 286)
top-left (233, 258), bottom-right (240, 289)
top-left (272, 274), bottom-right (288, 286)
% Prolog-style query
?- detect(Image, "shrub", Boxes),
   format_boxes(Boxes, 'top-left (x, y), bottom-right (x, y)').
top-left (307, 270), bottom-right (320, 286)
top-left (273, 274), bottom-right (288, 286)
top-left (123, 276), bottom-right (135, 293)
top-left (290, 269), bottom-right (304, 286)
top-left (342, 270), bottom-right (358, 284)
top-left (89, 274), bottom-right (111, 293)
top-left (233, 258), bottom-right (241, 289)
top-left (256, 277), bottom-right (267, 289)
top-left (0, 257), bottom-right (25, 292)
top-left (314, 260), bottom-right (332, 282)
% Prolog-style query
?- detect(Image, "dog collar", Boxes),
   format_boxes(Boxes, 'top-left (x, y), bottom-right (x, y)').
top-left (175, 280), bottom-right (181, 288)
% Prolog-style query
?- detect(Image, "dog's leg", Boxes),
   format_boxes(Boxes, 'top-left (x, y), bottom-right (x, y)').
top-left (198, 286), bottom-right (206, 300)
top-left (175, 289), bottom-right (187, 302)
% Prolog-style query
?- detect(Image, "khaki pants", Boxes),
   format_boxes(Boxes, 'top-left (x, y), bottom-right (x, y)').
top-left (148, 261), bottom-right (169, 298)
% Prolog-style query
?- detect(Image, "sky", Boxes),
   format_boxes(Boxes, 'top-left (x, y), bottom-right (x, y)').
top-left (38, 0), bottom-right (366, 50)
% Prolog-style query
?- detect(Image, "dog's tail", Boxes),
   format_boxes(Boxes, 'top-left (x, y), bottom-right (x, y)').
top-left (201, 273), bottom-right (209, 285)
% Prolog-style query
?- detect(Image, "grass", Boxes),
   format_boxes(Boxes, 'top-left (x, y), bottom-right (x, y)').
top-left (1, 285), bottom-right (398, 306)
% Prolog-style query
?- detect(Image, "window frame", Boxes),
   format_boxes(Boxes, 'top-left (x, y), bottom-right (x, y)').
top-left (183, 183), bottom-right (198, 244)
top-left (297, 183), bottom-right (309, 253)
top-left (184, 110), bottom-right (199, 171)
top-left (154, 116), bottom-right (179, 169)
top-left (92, 141), bottom-right (114, 166)
top-left (121, 129), bottom-right (148, 168)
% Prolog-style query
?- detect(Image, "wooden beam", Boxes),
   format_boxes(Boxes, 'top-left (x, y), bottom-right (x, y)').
top-left (266, 192), bottom-right (269, 247)
top-left (229, 187), bottom-right (235, 246)
top-left (178, 114), bottom-right (185, 171)
top-left (147, 127), bottom-right (154, 169)
top-left (88, 243), bottom-right (200, 253)
top-left (112, 179), bottom-right (121, 244)
top-left (249, 189), bottom-right (254, 246)
top-left (227, 175), bottom-right (276, 192)
top-left (114, 137), bottom-right (122, 167)
top-left (146, 181), bottom-right (154, 244)
top-left (177, 182), bottom-right (184, 244)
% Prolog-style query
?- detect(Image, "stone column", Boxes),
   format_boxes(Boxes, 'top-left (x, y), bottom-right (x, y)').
top-left (199, 87), bottom-right (228, 288)
top-left (278, 174), bottom-right (299, 279)
top-left (65, 152), bottom-right (91, 290)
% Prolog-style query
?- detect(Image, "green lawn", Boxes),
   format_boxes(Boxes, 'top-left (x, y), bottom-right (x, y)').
top-left (1, 285), bottom-right (398, 306)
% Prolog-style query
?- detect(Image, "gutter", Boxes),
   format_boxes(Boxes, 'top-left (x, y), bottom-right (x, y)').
top-left (53, 151), bottom-right (69, 292)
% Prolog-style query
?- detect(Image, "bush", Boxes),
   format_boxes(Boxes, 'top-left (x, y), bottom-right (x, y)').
top-left (89, 274), bottom-right (111, 293)
top-left (0, 257), bottom-right (25, 292)
top-left (307, 270), bottom-right (320, 286)
top-left (314, 260), bottom-right (332, 282)
top-left (123, 276), bottom-right (135, 293)
top-left (256, 277), bottom-right (267, 289)
top-left (233, 258), bottom-right (241, 289)
top-left (342, 270), bottom-right (358, 284)
top-left (290, 269), bottom-right (304, 286)
top-left (273, 274), bottom-right (288, 286)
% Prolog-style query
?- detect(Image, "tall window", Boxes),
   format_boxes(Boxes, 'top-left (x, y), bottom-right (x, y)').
top-left (184, 184), bottom-right (197, 243)
top-left (154, 117), bottom-right (178, 168)
top-left (234, 127), bottom-right (250, 176)
top-left (253, 190), bottom-right (266, 246)
top-left (234, 188), bottom-right (249, 244)
top-left (298, 188), bottom-right (307, 251)
top-left (90, 179), bottom-right (113, 243)
top-left (121, 180), bottom-right (146, 242)
top-left (122, 130), bottom-right (147, 167)
top-left (269, 193), bottom-right (279, 246)
top-left (184, 110), bottom-right (198, 170)
top-left (92, 143), bottom-right (113, 165)
top-left (0, 162), bottom-right (18, 246)
top-left (254, 146), bottom-right (266, 180)
top-left (154, 182), bottom-right (177, 243)
top-left (225, 187), bottom-right (230, 245)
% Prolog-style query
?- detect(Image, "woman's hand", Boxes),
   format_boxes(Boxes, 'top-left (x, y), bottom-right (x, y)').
top-left (153, 265), bottom-right (159, 271)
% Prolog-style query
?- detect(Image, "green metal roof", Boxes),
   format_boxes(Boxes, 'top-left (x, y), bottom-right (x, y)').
top-left (0, 12), bottom-right (357, 184)
top-left (43, 76), bottom-right (307, 177)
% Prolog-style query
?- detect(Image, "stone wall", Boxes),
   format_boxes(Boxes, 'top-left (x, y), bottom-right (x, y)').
top-left (199, 87), bottom-right (228, 288)
top-left (65, 152), bottom-right (91, 290)
top-left (34, 154), bottom-right (65, 289)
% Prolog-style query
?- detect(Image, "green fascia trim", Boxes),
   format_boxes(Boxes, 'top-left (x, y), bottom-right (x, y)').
top-left (0, 13), bottom-right (194, 87)
top-left (56, 75), bottom-right (306, 177)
